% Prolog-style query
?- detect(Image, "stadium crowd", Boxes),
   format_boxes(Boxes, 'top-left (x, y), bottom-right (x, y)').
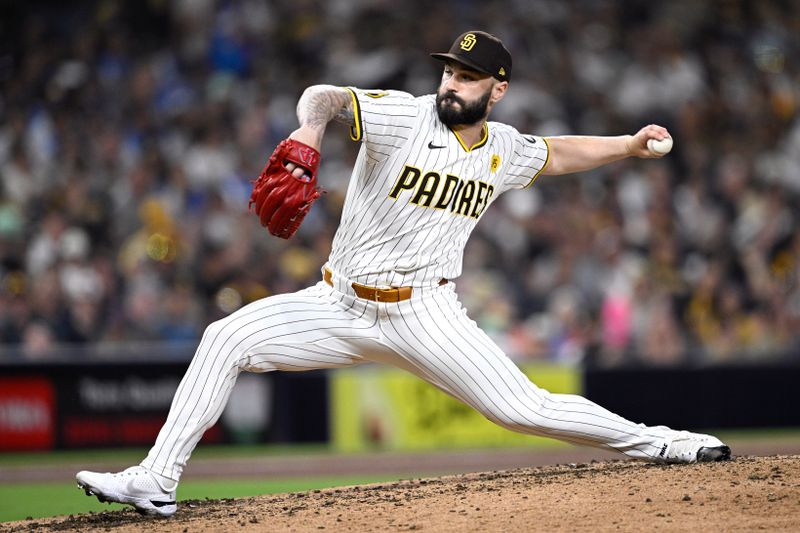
top-left (1, 0), bottom-right (799, 366)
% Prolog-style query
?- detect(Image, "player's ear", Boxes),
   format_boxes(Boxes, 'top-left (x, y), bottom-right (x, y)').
top-left (490, 80), bottom-right (508, 104)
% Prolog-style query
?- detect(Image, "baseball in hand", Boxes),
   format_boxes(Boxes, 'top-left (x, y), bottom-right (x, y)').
top-left (647, 136), bottom-right (673, 155)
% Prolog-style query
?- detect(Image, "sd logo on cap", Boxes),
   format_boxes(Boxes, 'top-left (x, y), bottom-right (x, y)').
top-left (431, 30), bottom-right (512, 82)
top-left (460, 33), bottom-right (477, 51)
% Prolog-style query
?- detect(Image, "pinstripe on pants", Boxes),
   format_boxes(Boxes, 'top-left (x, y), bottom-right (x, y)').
top-left (141, 275), bottom-right (669, 481)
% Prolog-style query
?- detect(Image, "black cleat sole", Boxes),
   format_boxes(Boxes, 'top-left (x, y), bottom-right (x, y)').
top-left (697, 445), bottom-right (731, 462)
top-left (79, 483), bottom-right (109, 504)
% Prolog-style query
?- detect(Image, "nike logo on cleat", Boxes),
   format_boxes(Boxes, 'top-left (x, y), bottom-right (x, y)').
top-left (428, 141), bottom-right (446, 149)
top-left (151, 499), bottom-right (177, 507)
top-left (659, 443), bottom-right (668, 457)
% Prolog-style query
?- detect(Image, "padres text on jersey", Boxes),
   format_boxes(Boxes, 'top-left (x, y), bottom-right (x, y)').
top-left (328, 88), bottom-right (549, 287)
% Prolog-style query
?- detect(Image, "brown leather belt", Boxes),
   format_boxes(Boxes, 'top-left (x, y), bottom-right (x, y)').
top-left (323, 267), bottom-right (446, 303)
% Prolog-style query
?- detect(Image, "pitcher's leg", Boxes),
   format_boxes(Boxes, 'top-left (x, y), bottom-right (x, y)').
top-left (380, 289), bottom-right (670, 460)
top-left (77, 284), bottom-right (382, 516)
top-left (142, 284), bottom-right (376, 480)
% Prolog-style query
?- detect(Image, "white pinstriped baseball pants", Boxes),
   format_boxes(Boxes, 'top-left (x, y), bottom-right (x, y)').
top-left (142, 272), bottom-right (671, 481)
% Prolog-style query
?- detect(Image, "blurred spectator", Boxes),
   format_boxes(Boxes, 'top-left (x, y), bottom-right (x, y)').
top-left (0, 0), bottom-right (799, 367)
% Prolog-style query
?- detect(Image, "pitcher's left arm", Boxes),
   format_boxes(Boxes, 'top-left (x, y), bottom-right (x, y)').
top-left (542, 124), bottom-right (671, 176)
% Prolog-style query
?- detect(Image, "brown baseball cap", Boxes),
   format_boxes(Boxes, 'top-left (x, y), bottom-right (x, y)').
top-left (430, 30), bottom-right (512, 82)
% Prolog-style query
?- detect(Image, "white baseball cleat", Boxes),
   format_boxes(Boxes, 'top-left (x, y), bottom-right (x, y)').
top-left (660, 430), bottom-right (731, 464)
top-left (76, 466), bottom-right (177, 517)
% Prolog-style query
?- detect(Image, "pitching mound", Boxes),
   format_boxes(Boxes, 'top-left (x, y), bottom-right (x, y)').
top-left (3, 455), bottom-right (798, 532)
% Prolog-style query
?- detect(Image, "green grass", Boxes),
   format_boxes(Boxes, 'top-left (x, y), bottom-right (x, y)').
top-left (0, 444), bottom-right (405, 523)
top-left (3, 428), bottom-right (798, 468)
top-left (0, 443), bottom-right (332, 467)
top-left (0, 474), bottom-right (404, 523)
top-left (2, 429), bottom-right (799, 523)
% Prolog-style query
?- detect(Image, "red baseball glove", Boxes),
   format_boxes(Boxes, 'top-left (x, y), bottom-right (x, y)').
top-left (249, 139), bottom-right (322, 239)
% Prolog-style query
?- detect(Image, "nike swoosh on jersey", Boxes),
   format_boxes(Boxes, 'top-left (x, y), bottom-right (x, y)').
top-left (428, 141), bottom-right (446, 149)
top-left (523, 135), bottom-right (537, 144)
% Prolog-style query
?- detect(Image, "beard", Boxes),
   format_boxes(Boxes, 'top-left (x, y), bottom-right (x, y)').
top-left (435, 87), bottom-right (492, 126)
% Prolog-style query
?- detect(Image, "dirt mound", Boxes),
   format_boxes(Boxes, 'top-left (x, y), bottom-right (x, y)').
top-left (3, 455), bottom-right (798, 532)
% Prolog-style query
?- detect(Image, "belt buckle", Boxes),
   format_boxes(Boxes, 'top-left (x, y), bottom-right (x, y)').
top-left (372, 286), bottom-right (390, 302)
top-left (350, 280), bottom-right (407, 302)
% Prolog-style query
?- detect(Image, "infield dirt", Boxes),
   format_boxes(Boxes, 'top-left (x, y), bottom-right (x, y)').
top-left (3, 455), bottom-right (798, 532)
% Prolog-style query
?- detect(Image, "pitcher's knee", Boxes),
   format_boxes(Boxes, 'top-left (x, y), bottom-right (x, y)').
top-left (484, 409), bottom-right (546, 434)
top-left (202, 319), bottom-right (230, 346)
top-left (200, 318), bottom-right (255, 362)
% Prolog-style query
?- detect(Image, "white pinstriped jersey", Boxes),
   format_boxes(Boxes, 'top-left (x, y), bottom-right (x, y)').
top-left (134, 87), bottom-right (686, 486)
top-left (327, 88), bottom-right (550, 288)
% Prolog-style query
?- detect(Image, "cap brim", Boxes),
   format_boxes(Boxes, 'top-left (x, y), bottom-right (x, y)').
top-left (430, 53), bottom-right (493, 77)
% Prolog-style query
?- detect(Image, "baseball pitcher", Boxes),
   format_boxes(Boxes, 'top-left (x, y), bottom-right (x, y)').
top-left (77, 31), bottom-right (730, 517)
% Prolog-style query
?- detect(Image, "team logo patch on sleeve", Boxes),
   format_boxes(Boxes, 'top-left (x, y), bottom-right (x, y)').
top-left (490, 154), bottom-right (501, 173)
